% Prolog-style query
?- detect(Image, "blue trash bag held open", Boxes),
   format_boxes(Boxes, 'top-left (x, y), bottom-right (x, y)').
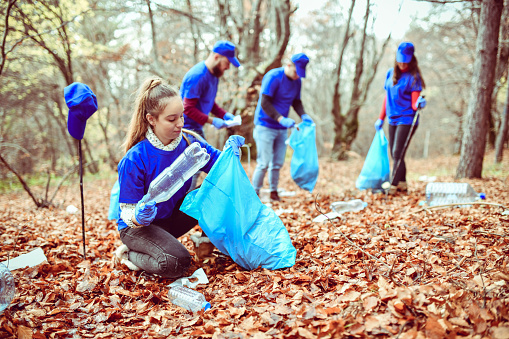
top-left (355, 129), bottom-right (390, 190)
top-left (288, 120), bottom-right (319, 192)
top-left (180, 147), bottom-right (296, 271)
top-left (108, 180), bottom-right (120, 220)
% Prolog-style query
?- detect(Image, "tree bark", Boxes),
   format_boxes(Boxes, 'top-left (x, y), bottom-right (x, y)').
top-left (495, 79), bottom-right (509, 163)
top-left (231, 0), bottom-right (292, 159)
top-left (330, 0), bottom-right (356, 159)
top-left (456, 0), bottom-right (503, 178)
top-left (0, 0), bottom-right (17, 78)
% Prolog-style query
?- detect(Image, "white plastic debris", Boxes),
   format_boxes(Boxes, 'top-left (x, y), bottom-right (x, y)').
top-left (418, 175), bottom-right (437, 183)
top-left (169, 268), bottom-right (209, 289)
top-left (66, 205), bottom-right (79, 214)
top-left (275, 208), bottom-right (294, 216)
top-left (1, 247), bottom-right (48, 271)
top-left (313, 212), bottom-right (341, 223)
top-left (224, 115), bottom-right (242, 127)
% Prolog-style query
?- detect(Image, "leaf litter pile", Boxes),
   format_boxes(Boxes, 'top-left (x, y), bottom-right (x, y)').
top-left (1, 154), bottom-right (509, 338)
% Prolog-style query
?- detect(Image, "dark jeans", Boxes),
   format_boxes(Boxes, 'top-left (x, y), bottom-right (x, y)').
top-left (119, 196), bottom-right (197, 278)
top-left (388, 124), bottom-right (417, 186)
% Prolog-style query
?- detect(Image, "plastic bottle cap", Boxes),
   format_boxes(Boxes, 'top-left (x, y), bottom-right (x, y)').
top-left (479, 193), bottom-right (486, 200)
top-left (202, 302), bottom-right (211, 311)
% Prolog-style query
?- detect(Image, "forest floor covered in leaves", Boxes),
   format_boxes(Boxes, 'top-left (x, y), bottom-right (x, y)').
top-left (1, 150), bottom-right (509, 338)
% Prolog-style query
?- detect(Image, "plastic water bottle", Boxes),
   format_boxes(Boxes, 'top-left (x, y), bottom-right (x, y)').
top-left (145, 142), bottom-right (210, 203)
top-left (331, 199), bottom-right (368, 214)
top-left (0, 263), bottom-right (15, 313)
top-left (425, 182), bottom-right (486, 207)
top-left (168, 285), bottom-right (211, 313)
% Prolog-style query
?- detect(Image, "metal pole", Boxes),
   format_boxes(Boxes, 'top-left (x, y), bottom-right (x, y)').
top-left (78, 140), bottom-right (86, 259)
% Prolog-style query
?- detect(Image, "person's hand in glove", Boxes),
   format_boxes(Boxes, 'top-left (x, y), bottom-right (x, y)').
top-left (223, 135), bottom-right (245, 156)
top-left (223, 112), bottom-right (235, 121)
top-left (279, 117), bottom-right (295, 128)
top-left (374, 119), bottom-right (384, 131)
top-left (134, 194), bottom-right (157, 227)
top-left (212, 117), bottom-right (228, 129)
top-left (301, 114), bottom-right (313, 123)
top-left (416, 96), bottom-right (427, 109)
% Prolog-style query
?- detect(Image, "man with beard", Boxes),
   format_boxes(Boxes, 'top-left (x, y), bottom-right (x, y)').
top-left (180, 40), bottom-right (240, 138)
top-left (180, 40), bottom-right (240, 191)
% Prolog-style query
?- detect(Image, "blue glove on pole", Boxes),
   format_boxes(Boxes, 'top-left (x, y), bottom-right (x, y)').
top-left (374, 119), bottom-right (384, 131)
top-left (224, 135), bottom-right (245, 156)
top-left (212, 118), bottom-right (228, 129)
top-left (301, 114), bottom-right (313, 123)
top-left (135, 194), bottom-right (158, 226)
top-left (416, 96), bottom-right (427, 109)
top-left (223, 112), bottom-right (235, 121)
top-left (279, 117), bottom-right (296, 128)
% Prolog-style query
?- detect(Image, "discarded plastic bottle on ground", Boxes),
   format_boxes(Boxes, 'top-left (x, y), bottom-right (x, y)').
top-left (168, 285), bottom-right (211, 313)
top-left (145, 142), bottom-right (210, 203)
top-left (331, 199), bottom-right (368, 214)
top-left (0, 263), bottom-right (15, 313)
top-left (425, 182), bottom-right (486, 207)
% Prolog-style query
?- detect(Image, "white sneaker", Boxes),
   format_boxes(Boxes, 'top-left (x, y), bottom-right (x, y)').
top-left (115, 244), bottom-right (141, 271)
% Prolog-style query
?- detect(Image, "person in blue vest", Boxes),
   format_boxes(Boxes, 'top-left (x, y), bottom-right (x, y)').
top-left (374, 42), bottom-right (426, 194)
top-left (252, 53), bottom-right (313, 201)
top-left (180, 40), bottom-right (240, 137)
top-left (115, 77), bottom-right (244, 278)
top-left (180, 40), bottom-right (240, 189)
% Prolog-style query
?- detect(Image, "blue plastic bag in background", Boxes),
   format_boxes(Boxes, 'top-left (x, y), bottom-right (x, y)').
top-left (180, 147), bottom-right (296, 271)
top-left (108, 180), bottom-right (120, 220)
top-left (288, 120), bottom-right (319, 192)
top-left (355, 129), bottom-right (390, 190)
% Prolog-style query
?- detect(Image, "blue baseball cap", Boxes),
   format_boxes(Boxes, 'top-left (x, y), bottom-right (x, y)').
top-left (396, 42), bottom-right (414, 63)
top-left (291, 53), bottom-right (309, 78)
top-left (65, 83), bottom-right (98, 140)
top-left (212, 40), bottom-right (240, 67)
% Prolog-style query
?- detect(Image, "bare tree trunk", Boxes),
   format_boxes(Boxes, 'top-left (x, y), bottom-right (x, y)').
top-left (0, 152), bottom-right (43, 207)
top-left (457, 0), bottom-right (503, 178)
top-left (186, 0), bottom-right (200, 64)
top-left (495, 79), bottom-right (509, 163)
top-left (98, 107), bottom-right (120, 170)
top-left (82, 138), bottom-right (99, 174)
top-left (330, 0), bottom-right (356, 159)
top-left (145, 0), bottom-right (164, 77)
top-left (232, 0), bottom-right (292, 158)
top-left (0, 0), bottom-right (17, 77)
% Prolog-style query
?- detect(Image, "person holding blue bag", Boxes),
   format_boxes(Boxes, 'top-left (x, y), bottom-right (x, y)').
top-left (374, 42), bottom-right (426, 195)
top-left (252, 53), bottom-right (313, 201)
top-left (114, 77), bottom-right (244, 278)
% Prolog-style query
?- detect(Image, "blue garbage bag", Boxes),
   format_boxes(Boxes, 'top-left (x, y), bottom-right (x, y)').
top-left (355, 129), bottom-right (390, 190)
top-left (180, 147), bottom-right (296, 271)
top-left (108, 180), bottom-right (120, 220)
top-left (288, 120), bottom-right (319, 192)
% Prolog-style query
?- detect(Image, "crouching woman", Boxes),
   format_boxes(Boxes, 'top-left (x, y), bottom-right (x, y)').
top-left (115, 77), bottom-right (242, 278)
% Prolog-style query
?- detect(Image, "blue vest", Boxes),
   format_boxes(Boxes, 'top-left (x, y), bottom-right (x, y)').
top-left (117, 136), bottom-right (220, 230)
top-left (384, 68), bottom-right (423, 125)
top-left (254, 67), bottom-right (301, 130)
top-left (180, 62), bottom-right (219, 131)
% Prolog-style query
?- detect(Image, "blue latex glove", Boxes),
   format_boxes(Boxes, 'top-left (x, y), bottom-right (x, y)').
top-left (224, 135), bottom-right (245, 156)
top-left (279, 117), bottom-right (295, 128)
top-left (135, 194), bottom-right (157, 227)
top-left (374, 119), bottom-right (384, 131)
top-left (301, 114), bottom-right (313, 123)
top-left (416, 96), bottom-right (427, 109)
top-left (212, 118), bottom-right (227, 129)
top-left (223, 112), bottom-right (235, 121)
